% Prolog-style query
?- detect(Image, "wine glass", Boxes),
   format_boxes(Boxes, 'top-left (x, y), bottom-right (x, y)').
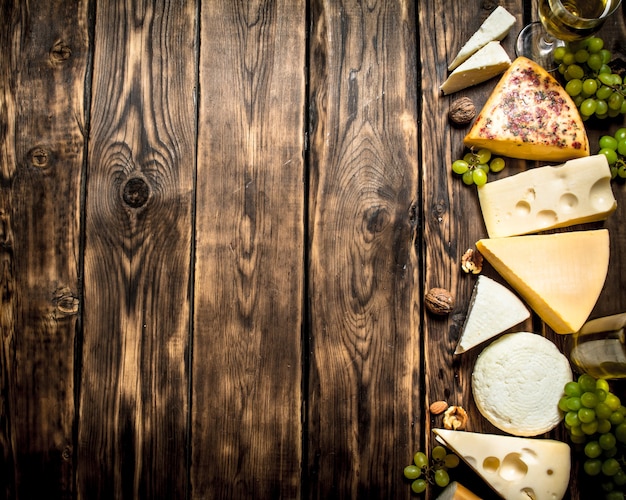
top-left (516, 0), bottom-right (622, 71)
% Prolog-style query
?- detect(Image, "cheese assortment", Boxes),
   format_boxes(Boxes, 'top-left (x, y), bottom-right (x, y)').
top-left (464, 57), bottom-right (590, 161)
top-left (476, 229), bottom-right (610, 334)
top-left (472, 332), bottom-right (573, 436)
top-left (448, 6), bottom-right (516, 71)
top-left (433, 428), bottom-right (571, 500)
top-left (455, 275), bottom-right (529, 354)
top-left (478, 154), bottom-right (617, 238)
top-left (441, 41), bottom-right (511, 95)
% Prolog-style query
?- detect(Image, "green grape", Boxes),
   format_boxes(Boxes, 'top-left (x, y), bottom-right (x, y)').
top-left (604, 446), bottom-right (618, 458)
top-left (599, 432), bottom-right (617, 450)
top-left (596, 402), bottom-right (613, 420)
top-left (585, 458), bottom-right (603, 476)
top-left (476, 148), bottom-right (491, 164)
top-left (606, 491), bottom-right (625, 500)
top-left (404, 465), bottom-right (421, 480)
top-left (564, 381), bottom-right (582, 397)
top-left (565, 410), bottom-right (581, 427)
top-left (618, 164), bottom-right (626, 179)
top-left (452, 160), bottom-right (469, 174)
top-left (411, 478), bottom-right (427, 494)
top-left (434, 469), bottom-right (450, 488)
top-left (596, 85), bottom-right (613, 101)
top-left (596, 389), bottom-right (608, 402)
top-left (413, 451), bottom-right (428, 468)
top-left (553, 46), bottom-right (567, 61)
top-left (587, 37), bottom-right (604, 53)
top-left (599, 73), bottom-right (615, 86)
top-left (600, 147), bottom-right (619, 165)
top-left (472, 168), bottom-right (487, 186)
top-left (617, 140), bottom-right (626, 156)
top-left (489, 157), bottom-right (505, 173)
top-left (620, 100), bottom-right (626, 114)
top-left (581, 391), bottom-right (599, 408)
top-left (562, 52), bottom-right (576, 66)
top-left (608, 92), bottom-right (624, 111)
top-left (587, 53), bottom-right (604, 71)
top-left (559, 396), bottom-right (570, 412)
top-left (603, 458), bottom-right (621, 476)
top-left (567, 397), bottom-right (583, 412)
top-left (571, 434), bottom-right (587, 444)
top-left (431, 446), bottom-right (447, 461)
top-left (566, 64), bottom-right (585, 80)
top-left (578, 407), bottom-right (596, 424)
top-left (570, 423), bottom-right (585, 437)
top-left (610, 411), bottom-right (625, 426)
top-left (581, 420), bottom-right (599, 435)
top-left (579, 374), bottom-right (597, 393)
top-left (611, 166), bottom-right (619, 179)
top-left (565, 79), bottom-right (583, 96)
top-left (614, 128), bottom-right (626, 142)
top-left (598, 419), bottom-right (612, 434)
top-left (615, 422), bottom-right (626, 443)
top-left (580, 98), bottom-right (598, 117)
top-left (462, 170), bottom-right (474, 185)
top-left (574, 49), bottom-right (589, 63)
top-left (599, 135), bottom-right (619, 151)
top-left (444, 454), bottom-right (460, 468)
top-left (614, 470), bottom-right (626, 486)
top-left (605, 393), bottom-right (622, 411)
top-left (582, 78), bottom-right (598, 96)
top-left (463, 152), bottom-right (473, 163)
top-left (585, 441), bottom-right (602, 459)
top-left (477, 163), bottom-right (490, 173)
top-left (599, 64), bottom-right (612, 75)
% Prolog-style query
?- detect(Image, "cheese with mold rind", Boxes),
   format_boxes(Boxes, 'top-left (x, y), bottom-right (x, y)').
top-left (478, 154), bottom-right (617, 238)
top-left (448, 6), bottom-right (516, 70)
top-left (441, 41), bottom-right (511, 95)
top-left (433, 428), bottom-right (570, 500)
top-left (455, 275), bottom-right (529, 354)
top-left (476, 229), bottom-right (609, 334)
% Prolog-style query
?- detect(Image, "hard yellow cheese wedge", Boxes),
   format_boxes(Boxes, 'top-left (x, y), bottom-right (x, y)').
top-left (478, 154), bottom-right (617, 238)
top-left (436, 481), bottom-right (481, 500)
top-left (433, 429), bottom-right (570, 500)
top-left (476, 229), bottom-right (609, 334)
top-left (464, 57), bottom-right (589, 161)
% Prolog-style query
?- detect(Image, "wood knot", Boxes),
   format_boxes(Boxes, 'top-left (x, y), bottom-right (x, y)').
top-left (28, 147), bottom-right (52, 168)
top-left (53, 287), bottom-right (79, 315)
top-left (50, 40), bottom-right (71, 63)
top-left (122, 177), bottom-right (150, 208)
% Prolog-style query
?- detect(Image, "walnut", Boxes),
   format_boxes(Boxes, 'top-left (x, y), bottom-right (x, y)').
top-left (448, 97), bottom-right (476, 126)
top-left (461, 248), bottom-right (483, 274)
top-left (425, 288), bottom-right (454, 315)
top-left (429, 401), bottom-right (449, 415)
top-left (443, 405), bottom-right (468, 430)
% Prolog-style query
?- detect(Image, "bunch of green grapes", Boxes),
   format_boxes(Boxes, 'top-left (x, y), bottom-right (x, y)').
top-left (403, 445), bottom-right (460, 494)
top-left (560, 374), bottom-right (626, 499)
top-left (451, 148), bottom-right (506, 186)
top-left (597, 128), bottom-right (626, 180)
top-left (554, 36), bottom-right (626, 120)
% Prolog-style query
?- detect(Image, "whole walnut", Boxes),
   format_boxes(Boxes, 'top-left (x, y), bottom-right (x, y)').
top-left (424, 288), bottom-right (454, 315)
top-left (448, 97), bottom-right (476, 126)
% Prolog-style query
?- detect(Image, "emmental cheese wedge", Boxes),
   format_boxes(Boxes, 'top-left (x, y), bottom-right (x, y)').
top-left (476, 229), bottom-right (609, 334)
top-left (433, 428), bottom-right (571, 500)
top-left (448, 6), bottom-right (516, 71)
top-left (455, 275), bottom-right (529, 354)
top-left (478, 154), bottom-right (617, 238)
top-left (441, 41), bottom-right (511, 95)
top-left (464, 57), bottom-right (589, 161)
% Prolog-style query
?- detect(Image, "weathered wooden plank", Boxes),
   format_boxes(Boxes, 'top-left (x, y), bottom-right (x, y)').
top-left (307, 0), bottom-right (419, 497)
top-left (78, 2), bottom-right (196, 498)
top-left (191, 1), bottom-right (306, 498)
top-left (0, 1), bottom-right (88, 498)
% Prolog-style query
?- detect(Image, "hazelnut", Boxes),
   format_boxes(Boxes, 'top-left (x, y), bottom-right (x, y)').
top-left (443, 405), bottom-right (468, 430)
top-left (425, 288), bottom-right (454, 315)
top-left (448, 97), bottom-right (476, 126)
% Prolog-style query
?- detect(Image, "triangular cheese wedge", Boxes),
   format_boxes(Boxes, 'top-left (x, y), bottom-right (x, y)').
top-left (433, 428), bottom-right (570, 500)
top-left (464, 57), bottom-right (589, 161)
top-left (476, 229), bottom-right (609, 334)
top-left (455, 275), bottom-right (529, 354)
top-left (441, 41), bottom-right (511, 95)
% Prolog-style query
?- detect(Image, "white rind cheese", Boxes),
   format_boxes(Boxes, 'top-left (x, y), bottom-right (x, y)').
top-left (455, 275), bottom-right (529, 354)
top-left (448, 6), bottom-right (516, 71)
top-left (441, 41), bottom-right (511, 95)
top-left (478, 154), bottom-right (617, 238)
top-left (472, 332), bottom-right (573, 436)
top-left (433, 428), bottom-right (571, 500)
top-left (476, 229), bottom-right (610, 334)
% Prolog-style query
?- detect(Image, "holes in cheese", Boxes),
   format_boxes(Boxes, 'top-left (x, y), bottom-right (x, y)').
top-left (476, 229), bottom-right (610, 334)
top-left (455, 275), bottom-right (530, 354)
top-left (478, 154), bottom-right (617, 238)
top-left (472, 332), bottom-right (573, 436)
top-left (433, 428), bottom-right (571, 500)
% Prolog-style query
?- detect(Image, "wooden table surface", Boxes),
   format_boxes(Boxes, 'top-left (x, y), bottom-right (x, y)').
top-left (2, 1), bottom-right (626, 498)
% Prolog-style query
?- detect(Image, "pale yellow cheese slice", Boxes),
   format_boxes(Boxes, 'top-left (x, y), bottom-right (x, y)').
top-left (433, 428), bottom-right (571, 500)
top-left (455, 275), bottom-right (529, 354)
top-left (476, 229), bottom-right (609, 334)
top-left (441, 41), bottom-right (511, 95)
top-left (478, 154), bottom-right (617, 238)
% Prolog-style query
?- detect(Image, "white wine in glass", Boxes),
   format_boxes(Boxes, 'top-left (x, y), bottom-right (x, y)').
top-left (516, 0), bottom-right (622, 70)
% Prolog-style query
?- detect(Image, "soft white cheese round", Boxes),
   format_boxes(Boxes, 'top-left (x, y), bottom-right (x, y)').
top-left (472, 332), bottom-right (572, 437)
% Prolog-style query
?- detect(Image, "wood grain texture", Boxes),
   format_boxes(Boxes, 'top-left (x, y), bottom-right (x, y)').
top-left (78, 2), bottom-right (196, 498)
top-left (0, 1), bottom-right (88, 498)
top-left (307, 1), bottom-right (419, 497)
top-left (191, 1), bottom-right (306, 498)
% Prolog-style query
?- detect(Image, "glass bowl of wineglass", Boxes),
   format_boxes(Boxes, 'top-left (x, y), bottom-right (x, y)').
top-left (516, 0), bottom-right (622, 71)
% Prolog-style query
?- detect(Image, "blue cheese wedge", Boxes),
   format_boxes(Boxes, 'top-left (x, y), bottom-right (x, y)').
top-left (441, 41), bottom-right (511, 95)
top-left (433, 428), bottom-right (571, 500)
top-left (478, 154), bottom-right (617, 238)
top-left (455, 275), bottom-right (529, 354)
top-left (448, 6), bottom-right (516, 71)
